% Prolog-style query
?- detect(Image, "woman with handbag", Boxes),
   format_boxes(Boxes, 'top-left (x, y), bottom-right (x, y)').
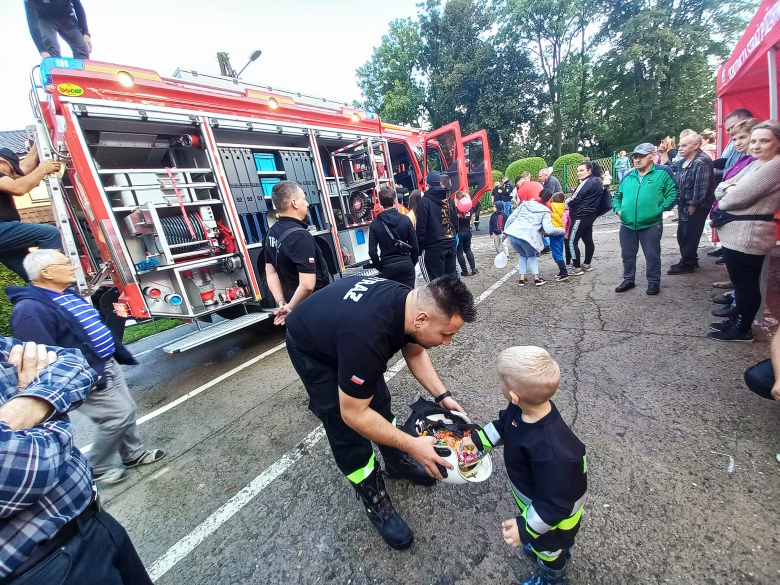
top-left (709, 121), bottom-right (780, 342)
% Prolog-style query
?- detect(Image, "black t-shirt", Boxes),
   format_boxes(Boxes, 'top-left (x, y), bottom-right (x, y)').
top-left (264, 216), bottom-right (329, 302)
top-left (0, 173), bottom-right (21, 222)
top-left (285, 276), bottom-right (409, 400)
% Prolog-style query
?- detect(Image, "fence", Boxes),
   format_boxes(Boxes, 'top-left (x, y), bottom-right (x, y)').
top-left (559, 153), bottom-right (618, 191)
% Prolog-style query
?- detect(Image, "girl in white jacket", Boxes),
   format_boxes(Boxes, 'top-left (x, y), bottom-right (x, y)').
top-left (503, 189), bottom-right (565, 286)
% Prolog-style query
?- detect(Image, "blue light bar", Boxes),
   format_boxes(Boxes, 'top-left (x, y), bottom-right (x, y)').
top-left (40, 57), bottom-right (84, 85)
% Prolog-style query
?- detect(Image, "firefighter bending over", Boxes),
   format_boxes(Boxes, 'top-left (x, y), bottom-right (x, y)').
top-left (285, 274), bottom-right (476, 549)
top-left (264, 181), bottom-right (330, 325)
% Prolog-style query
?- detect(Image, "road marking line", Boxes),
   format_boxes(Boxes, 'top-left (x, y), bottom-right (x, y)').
top-left (145, 270), bottom-right (513, 582)
top-left (149, 467), bottom-right (170, 481)
top-left (147, 426), bottom-right (327, 582)
top-left (79, 342), bottom-right (287, 454)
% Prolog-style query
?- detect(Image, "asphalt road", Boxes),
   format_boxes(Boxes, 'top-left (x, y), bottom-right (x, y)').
top-left (73, 213), bottom-right (780, 584)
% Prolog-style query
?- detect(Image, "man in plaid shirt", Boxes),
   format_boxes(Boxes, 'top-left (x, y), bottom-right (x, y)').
top-left (0, 337), bottom-right (151, 584)
top-left (669, 132), bottom-right (715, 275)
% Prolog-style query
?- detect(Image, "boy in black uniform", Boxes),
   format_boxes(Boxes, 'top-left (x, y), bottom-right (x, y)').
top-left (285, 275), bottom-right (476, 549)
top-left (264, 181), bottom-right (330, 325)
top-left (467, 346), bottom-right (586, 585)
top-left (368, 186), bottom-right (419, 288)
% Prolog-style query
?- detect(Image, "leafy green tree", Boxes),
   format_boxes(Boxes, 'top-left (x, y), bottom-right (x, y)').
top-left (594, 0), bottom-right (755, 151)
top-left (356, 18), bottom-right (426, 125)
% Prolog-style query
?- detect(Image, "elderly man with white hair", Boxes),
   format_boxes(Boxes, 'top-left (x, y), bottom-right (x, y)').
top-left (6, 249), bottom-right (165, 485)
top-left (668, 132), bottom-right (715, 275)
top-left (538, 167), bottom-right (563, 195)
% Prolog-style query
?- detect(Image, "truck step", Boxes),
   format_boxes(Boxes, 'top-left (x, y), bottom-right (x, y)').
top-left (162, 312), bottom-right (272, 354)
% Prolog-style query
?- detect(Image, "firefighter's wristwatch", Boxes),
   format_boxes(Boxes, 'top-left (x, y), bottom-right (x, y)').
top-left (434, 391), bottom-right (452, 404)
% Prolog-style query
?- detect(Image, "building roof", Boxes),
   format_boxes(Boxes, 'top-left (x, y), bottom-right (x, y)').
top-left (0, 130), bottom-right (29, 155)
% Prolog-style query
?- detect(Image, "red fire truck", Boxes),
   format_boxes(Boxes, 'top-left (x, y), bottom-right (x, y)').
top-left (29, 58), bottom-right (492, 352)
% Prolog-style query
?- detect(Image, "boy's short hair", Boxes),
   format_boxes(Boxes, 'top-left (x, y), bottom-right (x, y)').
top-left (378, 186), bottom-right (396, 208)
top-left (552, 191), bottom-right (565, 203)
top-left (496, 346), bottom-right (560, 405)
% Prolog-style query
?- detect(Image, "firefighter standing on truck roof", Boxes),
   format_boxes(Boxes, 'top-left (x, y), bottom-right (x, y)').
top-left (264, 181), bottom-right (330, 326)
top-left (284, 274), bottom-right (476, 549)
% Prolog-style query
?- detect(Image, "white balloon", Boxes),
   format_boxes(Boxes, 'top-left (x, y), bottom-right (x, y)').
top-left (494, 252), bottom-right (508, 269)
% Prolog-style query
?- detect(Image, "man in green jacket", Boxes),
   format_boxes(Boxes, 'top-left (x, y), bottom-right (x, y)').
top-left (613, 143), bottom-right (677, 295)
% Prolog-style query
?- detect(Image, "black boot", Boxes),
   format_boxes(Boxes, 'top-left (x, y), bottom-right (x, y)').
top-left (708, 315), bottom-right (753, 342)
top-left (380, 446), bottom-right (436, 485)
top-left (353, 471), bottom-right (414, 549)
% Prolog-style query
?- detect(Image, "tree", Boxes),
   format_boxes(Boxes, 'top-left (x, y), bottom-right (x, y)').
top-left (417, 0), bottom-right (542, 167)
top-left (594, 0), bottom-right (755, 151)
top-left (355, 18), bottom-right (426, 126)
top-left (502, 0), bottom-right (594, 158)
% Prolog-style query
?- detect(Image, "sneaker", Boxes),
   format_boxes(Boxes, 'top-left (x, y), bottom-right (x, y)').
top-left (124, 449), bottom-right (166, 469)
top-left (569, 267), bottom-right (584, 276)
top-left (712, 293), bottom-right (734, 305)
top-left (709, 327), bottom-right (753, 342)
top-left (541, 246), bottom-right (551, 254)
top-left (565, 264), bottom-right (573, 270)
top-left (94, 467), bottom-right (129, 486)
top-left (534, 278), bottom-right (547, 286)
top-left (711, 305), bottom-right (737, 317)
top-left (710, 318), bottom-right (736, 332)
top-left (707, 248), bottom-right (724, 257)
top-left (518, 278), bottom-right (527, 287)
top-left (555, 274), bottom-right (569, 282)
top-left (461, 269), bottom-right (471, 276)
top-left (354, 471), bottom-right (413, 549)
top-left (582, 264), bottom-right (594, 272)
top-left (471, 268), bottom-right (479, 275)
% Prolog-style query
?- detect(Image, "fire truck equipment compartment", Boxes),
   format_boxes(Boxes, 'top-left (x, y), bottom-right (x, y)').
top-left (253, 153), bottom-right (277, 172)
top-left (260, 178), bottom-right (280, 197)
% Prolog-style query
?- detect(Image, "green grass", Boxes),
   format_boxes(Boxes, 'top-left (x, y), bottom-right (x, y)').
top-left (0, 265), bottom-right (25, 338)
top-left (1, 263), bottom-right (180, 344)
top-left (123, 318), bottom-right (181, 344)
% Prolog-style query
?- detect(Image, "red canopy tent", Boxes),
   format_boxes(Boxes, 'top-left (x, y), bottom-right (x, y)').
top-left (716, 0), bottom-right (780, 150)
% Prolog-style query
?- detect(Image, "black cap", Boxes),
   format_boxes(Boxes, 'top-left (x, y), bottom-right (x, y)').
top-left (426, 171), bottom-right (441, 186)
top-left (0, 148), bottom-right (24, 176)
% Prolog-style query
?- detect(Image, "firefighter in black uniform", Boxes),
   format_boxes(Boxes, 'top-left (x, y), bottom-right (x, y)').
top-left (468, 346), bottom-right (586, 585)
top-left (264, 181), bottom-right (330, 325)
top-left (285, 275), bottom-right (476, 549)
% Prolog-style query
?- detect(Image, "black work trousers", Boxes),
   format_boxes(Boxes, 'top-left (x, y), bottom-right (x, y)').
top-left (286, 333), bottom-right (395, 481)
top-left (723, 247), bottom-right (766, 330)
top-left (676, 205), bottom-right (710, 266)
top-left (379, 258), bottom-right (415, 288)
top-left (568, 213), bottom-right (597, 268)
top-left (420, 242), bottom-right (457, 282)
top-left (4, 510), bottom-right (152, 585)
top-left (456, 231), bottom-right (476, 273)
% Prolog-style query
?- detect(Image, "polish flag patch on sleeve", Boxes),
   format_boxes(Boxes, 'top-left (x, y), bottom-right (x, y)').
top-left (309, 257), bottom-right (315, 264)
top-left (350, 375), bottom-right (365, 386)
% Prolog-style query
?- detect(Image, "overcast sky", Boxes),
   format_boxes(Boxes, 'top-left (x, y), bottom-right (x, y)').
top-left (0, 0), bottom-right (422, 131)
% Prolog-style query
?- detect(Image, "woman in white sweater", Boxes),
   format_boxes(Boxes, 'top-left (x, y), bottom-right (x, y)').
top-left (709, 121), bottom-right (780, 342)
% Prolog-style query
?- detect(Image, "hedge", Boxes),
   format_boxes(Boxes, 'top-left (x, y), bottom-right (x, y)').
top-left (505, 157), bottom-right (547, 183)
top-left (491, 170), bottom-right (503, 183)
top-left (0, 265), bottom-right (24, 338)
top-left (552, 153), bottom-right (585, 190)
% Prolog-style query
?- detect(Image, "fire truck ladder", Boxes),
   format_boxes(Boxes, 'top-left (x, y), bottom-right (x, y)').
top-left (27, 66), bottom-right (92, 295)
top-left (329, 137), bottom-right (394, 229)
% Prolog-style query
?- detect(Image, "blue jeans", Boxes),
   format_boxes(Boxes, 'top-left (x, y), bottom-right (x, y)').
top-left (0, 220), bottom-right (62, 281)
top-left (618, 169), bottom-right (628, 182)
top-left (507, 235), bottom-right (539, 276)
top-left (549, 235), bottom-right (567, 275)
top-left (5, 509), bottom-right (152, 585)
